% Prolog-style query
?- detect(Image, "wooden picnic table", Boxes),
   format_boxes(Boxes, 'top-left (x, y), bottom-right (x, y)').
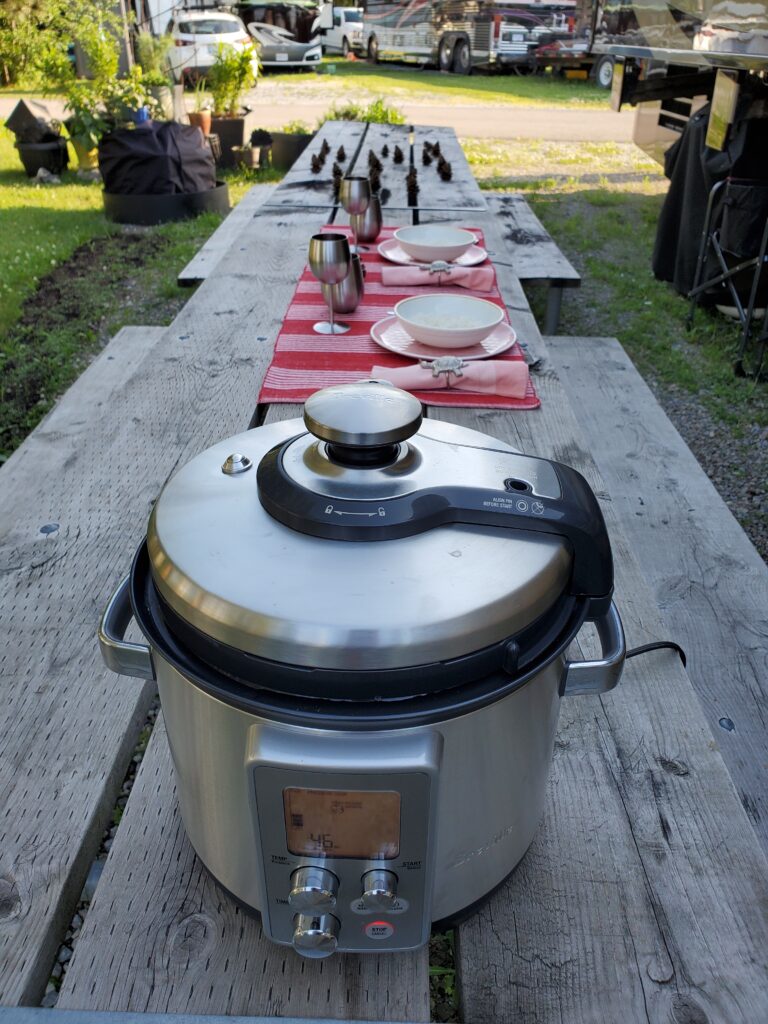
top-left (1, 120), bottom-right (767, 1024)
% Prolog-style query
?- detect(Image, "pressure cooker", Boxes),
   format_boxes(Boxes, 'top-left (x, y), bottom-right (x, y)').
top-left (100, 380), bottom-right (625, 958)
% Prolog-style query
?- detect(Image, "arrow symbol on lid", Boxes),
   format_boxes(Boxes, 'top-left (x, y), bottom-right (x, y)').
top-left (334, 510), bottom-right (378, 517)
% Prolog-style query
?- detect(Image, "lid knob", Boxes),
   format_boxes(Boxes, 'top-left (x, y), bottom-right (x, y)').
top-left (304, 381), bottom-right (423, 449)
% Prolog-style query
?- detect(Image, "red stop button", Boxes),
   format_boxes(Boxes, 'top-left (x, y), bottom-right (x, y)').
top-left (364, 920), bottom-right (394, 940)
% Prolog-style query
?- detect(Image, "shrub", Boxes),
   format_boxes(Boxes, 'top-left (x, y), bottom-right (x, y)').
top-left (322, 97), bottom-right (405, 125)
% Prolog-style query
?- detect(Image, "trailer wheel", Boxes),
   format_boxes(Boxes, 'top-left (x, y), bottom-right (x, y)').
top-left (342, 37), bottom-right (350, 57)
top-left (452, 38), bottom-right (471, 75)
top-left (594, 55), bottom-right (614, 89)
top-left (367, 35), bottom-right (379, 63)
top-left (438, 37), bottom-right (453, 72)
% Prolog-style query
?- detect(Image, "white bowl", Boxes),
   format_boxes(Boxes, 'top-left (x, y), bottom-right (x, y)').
top-left (394, 225), bottom-right (476, 263)
top-left (394, 294), bottom-right (504, 349)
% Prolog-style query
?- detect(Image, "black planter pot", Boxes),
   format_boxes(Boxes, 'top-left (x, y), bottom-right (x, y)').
top-left (16, 139), bottom-right (69, 177)
top-left (210, 114), bottom-right (256, 169)
top-left (270, 131), bottom-right (313, 171)
top-left (103, 182), bottom-right (230, 225)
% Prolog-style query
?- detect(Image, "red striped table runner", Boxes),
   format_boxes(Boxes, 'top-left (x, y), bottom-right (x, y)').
top-left (258, 225), bottom-right (540, 410)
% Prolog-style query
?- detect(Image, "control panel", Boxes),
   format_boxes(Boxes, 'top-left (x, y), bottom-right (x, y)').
top-left (251, 729), bottom-right (440, 956)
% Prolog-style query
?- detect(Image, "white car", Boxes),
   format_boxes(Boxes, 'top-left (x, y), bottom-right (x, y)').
top-left (246, 23), bottom-right (322, 70)
top-left (167, 10), bottom-right (259, 85)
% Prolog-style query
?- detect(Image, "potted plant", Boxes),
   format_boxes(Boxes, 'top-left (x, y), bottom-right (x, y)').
top-left (62, 81), bottom-right (108, 170)
top-left (208, 41), bottom-right (259, 168)
top-left (231, 129), bottom-right (272, 171)
top-left (35, 0), bottom-right (152, 168)
top-left (136, 32), bottom-right (174, 121)
top-left (188, 78), bottom-right (212, 137)
top-left (270, 119), bottom-right (313, 170)
top-left (103, 67), bottom-right (155, 127)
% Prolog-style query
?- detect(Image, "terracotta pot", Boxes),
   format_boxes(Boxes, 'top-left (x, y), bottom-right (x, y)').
top-left (189, 110), bottom-right (212, 137)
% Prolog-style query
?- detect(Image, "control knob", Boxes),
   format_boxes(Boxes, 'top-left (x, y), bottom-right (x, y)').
top-left (361, 869), bottom-right (398, 911)
top-left (288, 866), bottom-right (339, 911)
top-left (292, 913), bottom-right (340, 959)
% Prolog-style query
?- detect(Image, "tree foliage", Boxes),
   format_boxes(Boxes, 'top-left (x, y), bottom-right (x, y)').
top-left (0, 0), bottom-right (66, 85)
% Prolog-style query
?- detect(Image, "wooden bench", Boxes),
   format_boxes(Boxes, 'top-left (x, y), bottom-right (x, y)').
top-left (547, 334), bottom-right (768, 852)
top-left (1, 122), bottom-right (767, 1024)
top-left (177, 184), bottom-right (276, 287)
top-left (487, 193), bottom-right (581, 334)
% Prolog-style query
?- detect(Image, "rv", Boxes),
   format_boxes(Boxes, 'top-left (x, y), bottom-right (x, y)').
top-left (362, 0), bottom-right (587, 73)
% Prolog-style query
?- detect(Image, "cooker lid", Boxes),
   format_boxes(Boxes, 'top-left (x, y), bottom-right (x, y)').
top-left (147, 382), bottom-right (612, 672)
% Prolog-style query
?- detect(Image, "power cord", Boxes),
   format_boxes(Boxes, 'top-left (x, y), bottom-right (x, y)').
top-left (626, 641), bottom-right (687, 669)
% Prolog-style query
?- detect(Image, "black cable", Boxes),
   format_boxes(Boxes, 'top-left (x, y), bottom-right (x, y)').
top-left (626, 641), bottom-right (687, 669)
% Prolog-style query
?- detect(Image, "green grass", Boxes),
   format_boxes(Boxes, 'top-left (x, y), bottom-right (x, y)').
top-left (525, 188), bottom-right (768, 434)
top-left (0, 126), bottom-right (114, 333)
top-left (464, 138), bottom-right (661, 184)
top-left (268, 59), bottom-right (609, 108)
top-left (0, 130), bottom-right (277, 460)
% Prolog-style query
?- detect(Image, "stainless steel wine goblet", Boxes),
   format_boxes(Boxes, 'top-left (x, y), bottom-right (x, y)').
top-left (350, 194), bottom-right (383, 245)
top-left (340, 176), bottom-right (370, 253)
top-left (308, 232), bottom-right (351, 335)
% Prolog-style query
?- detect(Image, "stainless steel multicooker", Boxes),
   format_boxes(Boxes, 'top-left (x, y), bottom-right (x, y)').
top-left (100, 381), bottom-right (625, 958)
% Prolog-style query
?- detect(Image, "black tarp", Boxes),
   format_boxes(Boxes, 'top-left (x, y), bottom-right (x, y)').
top-left (98, 121), bottom-right (216, 196)
top-left (653, 94), bottom-right (768, 301)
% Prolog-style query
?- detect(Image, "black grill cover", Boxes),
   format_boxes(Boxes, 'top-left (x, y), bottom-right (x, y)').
top-left (99, 122), bottom-right (216, 196)
top-left (652, 96), bottom-right (768, 299)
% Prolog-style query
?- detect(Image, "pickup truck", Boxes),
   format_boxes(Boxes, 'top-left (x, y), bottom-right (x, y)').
top-left (313, 4), bottom-right (365, 56)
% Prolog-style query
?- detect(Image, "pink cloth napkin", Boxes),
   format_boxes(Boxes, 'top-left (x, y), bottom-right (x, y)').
top-left (380, 265), bottom-right (495, 292)
top-left (370, 361), bottom-right (530, 398)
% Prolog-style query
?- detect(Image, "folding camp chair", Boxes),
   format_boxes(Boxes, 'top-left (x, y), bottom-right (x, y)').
top-left (687, 177), bottom-right (768, 378)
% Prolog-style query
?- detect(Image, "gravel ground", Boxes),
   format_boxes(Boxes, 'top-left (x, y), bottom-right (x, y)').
top-left (648, 379), bottom-right (768, 558)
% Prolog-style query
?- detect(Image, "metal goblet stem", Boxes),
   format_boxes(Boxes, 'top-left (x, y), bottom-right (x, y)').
top-left (308, 232), bottom-right (351, 335)
top-left (340, 176), bottom-right (370, 254)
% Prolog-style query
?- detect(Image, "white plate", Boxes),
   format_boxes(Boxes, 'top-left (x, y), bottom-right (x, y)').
top-left (371, 315), bottom-right (516, 361)
top-left (378, 238), bottom-right (488, 268)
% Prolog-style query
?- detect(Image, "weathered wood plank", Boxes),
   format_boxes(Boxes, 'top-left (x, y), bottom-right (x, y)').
top-left (345, 123), bottom-right (486, 214)
top-left (349, 123), bottom-right (410, 210)
top-left (57, 718), bottom-right (430, 1021)
top-left (0, 326), bottom-right (164, 1005)
top-left (0, 1010), bottom-right (412, 1024)
top-left (413, 126), bottom-right (486, 212)
top-left (486, 193), bottom-right (581, 287)
top-left (265, 121), bottom-right (367, 209)
top-left (427, 211), bottom-right (768, 1023)
top-left (547, 333), bottom-right (768, 852)
top-left (177, 185), bottom-right (276, 286)
top-left (0, 212), bottom-right (330, 1006)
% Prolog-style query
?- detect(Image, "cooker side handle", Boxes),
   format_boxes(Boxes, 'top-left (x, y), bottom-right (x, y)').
top-left (99, 576), bottom-right (156, 680)
top-left (561, 601), bottom-right (625, 696)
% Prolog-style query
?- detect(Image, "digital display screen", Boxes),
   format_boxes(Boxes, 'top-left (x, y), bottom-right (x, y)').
top-left (283, 788), bottom-right (401, 860)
